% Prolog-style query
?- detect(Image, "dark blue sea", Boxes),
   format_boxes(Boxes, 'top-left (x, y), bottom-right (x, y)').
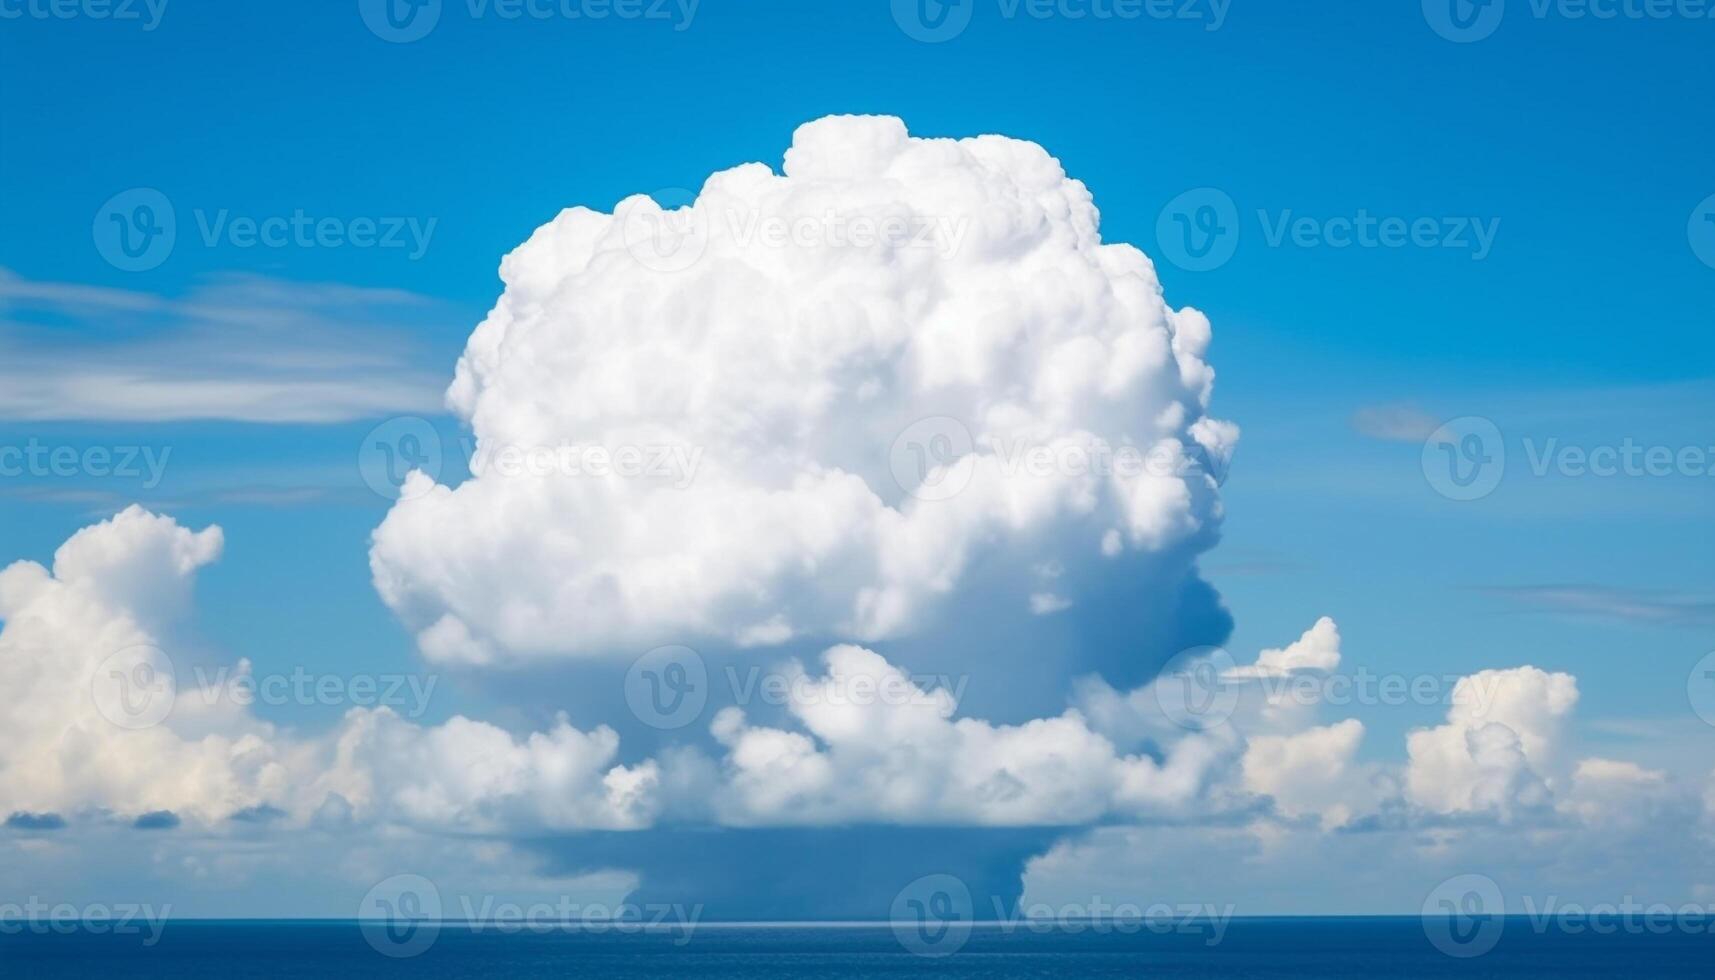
top-left (3, 918), bottom-right (1711, 977)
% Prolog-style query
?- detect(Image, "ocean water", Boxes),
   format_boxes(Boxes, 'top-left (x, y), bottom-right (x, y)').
top-left (3, 918), bottom-right (1711, 977)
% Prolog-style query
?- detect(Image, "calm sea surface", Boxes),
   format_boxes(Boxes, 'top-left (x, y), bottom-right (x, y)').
top-left (3, 918), bottom-right (1711, 977)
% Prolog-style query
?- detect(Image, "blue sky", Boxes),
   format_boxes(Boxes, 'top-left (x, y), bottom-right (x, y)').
top-left (1, 0), bottom-right (1713, 925)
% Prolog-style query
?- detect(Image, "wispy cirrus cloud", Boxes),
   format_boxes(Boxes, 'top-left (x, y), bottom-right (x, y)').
top-left (0, 269), bottom-right (454, 423)
top-left (1349, 402), bottom-right (1441, 442)
top-left (1479, 584), bottom-right (1715, 626)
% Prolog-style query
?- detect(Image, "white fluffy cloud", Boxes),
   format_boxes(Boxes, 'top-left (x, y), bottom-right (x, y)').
top-left (0, 507), bottom-right (292, 822)
top-left (1240, 719), bottom-right (1366, 829)
top-left (1405, 666), bottom-right (1578, 818)
top-left (370, 114), bottom-right (1233, 665)
top-left (708, 644), bottom-right (1223, 826)
top-left (0, 508), bottom-right (654, 833)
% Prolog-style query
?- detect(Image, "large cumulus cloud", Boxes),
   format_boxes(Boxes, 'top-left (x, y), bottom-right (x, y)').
top-left (369, 114), bottom-right (1235, 670)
